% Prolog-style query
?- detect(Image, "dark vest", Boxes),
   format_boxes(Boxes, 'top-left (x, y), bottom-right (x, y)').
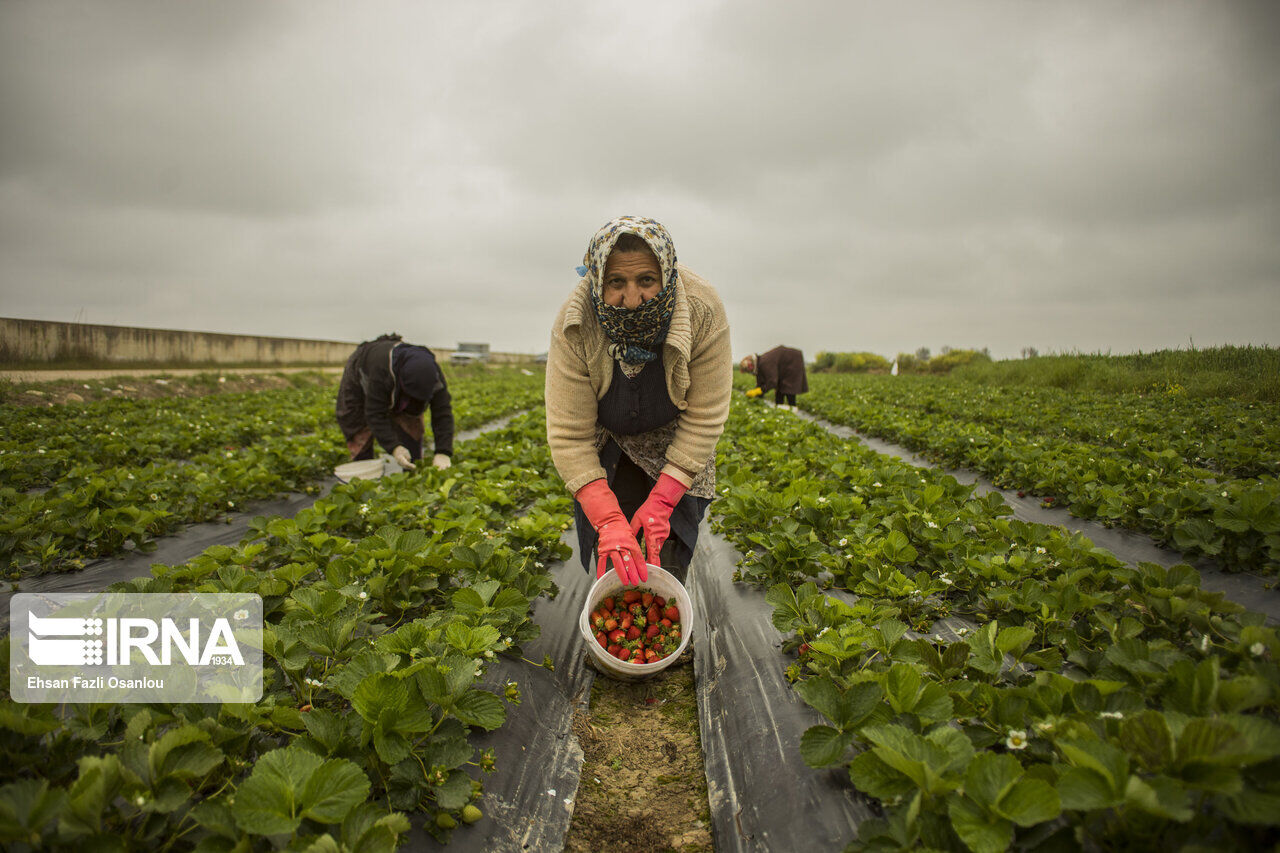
top-left (595, 350), bottom-right (680, 435)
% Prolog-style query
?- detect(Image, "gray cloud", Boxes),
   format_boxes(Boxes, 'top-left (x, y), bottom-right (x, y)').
top-left (1, 0), bottom-right (1277, 360)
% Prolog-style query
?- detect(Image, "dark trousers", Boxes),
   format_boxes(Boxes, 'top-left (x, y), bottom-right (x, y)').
top-left (352, 424), bottom-right (421, 461)
top-left (775, 391), bottom-right (797, 406)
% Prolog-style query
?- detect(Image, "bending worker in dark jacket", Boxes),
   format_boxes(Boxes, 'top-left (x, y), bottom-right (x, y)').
top-left (335, 334), bottom-right (454, 470)
top-left (741, 345), bottom-right (809, 410)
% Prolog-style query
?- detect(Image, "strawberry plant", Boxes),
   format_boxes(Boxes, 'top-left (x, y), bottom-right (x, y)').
top-left (714, 398), bottom-right (1280, 850)
top-left (0, 408), bottom-right (572, 849)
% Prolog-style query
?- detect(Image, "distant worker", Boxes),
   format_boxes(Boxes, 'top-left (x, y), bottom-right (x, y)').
top-left (336, 333), bottom-right (454, 470)
top-left (741, 346), bottom-right (809, 410)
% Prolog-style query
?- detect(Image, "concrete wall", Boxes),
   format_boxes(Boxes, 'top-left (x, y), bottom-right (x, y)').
top-left (0, 318), bottom-right (358, 366)
top-left (0, 318), bottom-right (537, 366)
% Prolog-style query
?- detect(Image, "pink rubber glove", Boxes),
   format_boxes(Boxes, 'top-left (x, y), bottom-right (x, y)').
top-left (629, 473), bottom-right (688, 563)
top-left (575, 479), bottom-right (647, 586)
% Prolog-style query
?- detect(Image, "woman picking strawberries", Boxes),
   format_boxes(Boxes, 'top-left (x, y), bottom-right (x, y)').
top-left (546, 216), bottom-right (732, 586)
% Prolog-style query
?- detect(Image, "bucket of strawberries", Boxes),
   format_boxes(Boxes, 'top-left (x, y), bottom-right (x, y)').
top-left (578, 563), bottom-right (692, 681)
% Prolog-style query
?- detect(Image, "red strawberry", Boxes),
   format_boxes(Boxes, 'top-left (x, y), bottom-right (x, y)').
top-left (596, 632), bottom-right (608, 648)
top-left (663, 605), bottom-right (680, 622)
top-left (608, 628), bottom-right (626, 644)
top-left (607, 644), bottom-right (622, 656)
top-left (604, 617), bottom-right (618, 632)
top-left (592, 613), bottom-right (605, 630)
top-left (646, 606), bottom-right (660, 624)
top-left (617, 648), bottom-right (632, 661)
top-left (655, 596), bottom-right (666, 608)
top-left (642, 592), bottom-right (654, 607)
top-left (626, 626), bottom-right (642, 641)
top-left (602, 597), bottom-right (615, 611)
top-left (646, 624), bottom-right (661, 639)
top-left (623, 590), bottom-right (642, 605)
top-left (660, 618), bottom-right (672, 628)
top-left (798, 643), bottom-right (810, 656)
top-left (620, 613), bottom-right (633, 630)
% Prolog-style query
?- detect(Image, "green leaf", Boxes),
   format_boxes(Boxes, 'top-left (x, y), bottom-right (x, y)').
top-left (432, 770), bottom-right (473, 810)
top-left (1120, 711), bottom-right (1174, 773)
top-left (301, 758), bottom-right (371, 824)
top-left (453, 689), bottom-right (506, 731)
top-left (149, 725), bottom-right (223, 782)
top-left (1219, 788), bottom-right (1280, 826)
top-left (964, 753), bottom-right (1021, 809)
top-left (303, 709), bottom-right (349, 755)
top-left (373, 727), bottom-right (411, 766)
top-left (847, 751), bottom-right (915, 800)
top-left (351, 673), bottom-right (409, 725)
top-left (1123, 775), bottom-right (1192, 821)
top-left (948, 794), bottom-right (1013, 853)
top-left (1058, 738), bottom-right (1127, 792)
top-left (233, 747), bottom-right (324, 836)
top-left (996, 779), bottom-right (1061, 827)
top-left (1056, 767), bottom-right (1119, 811)
top-left (0, 779), bottom-right (66, 842)
top-left (995, 626), bottom-right (1035, 657)
top-left (799, 725), bottom-right (855, 768)
top-left (1176, 718), bottom-right (1245, 766)
top-left (450, 588), bottom-right (486, 614)
top-left (885, 664), bottom-right (922, 715)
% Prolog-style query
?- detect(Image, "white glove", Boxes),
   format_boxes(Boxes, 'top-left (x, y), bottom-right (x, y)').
top-left (432, 453), bottom-right (452, 470)
top-left (391, 446), bottom-right (416, 469)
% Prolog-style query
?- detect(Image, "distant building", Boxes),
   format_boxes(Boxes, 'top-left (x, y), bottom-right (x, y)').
top-left (451, 342), bottom-right (490, 365)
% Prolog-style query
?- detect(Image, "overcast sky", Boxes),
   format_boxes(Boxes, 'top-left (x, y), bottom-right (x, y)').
top-left (2, 1), bottom-right (1277, 360)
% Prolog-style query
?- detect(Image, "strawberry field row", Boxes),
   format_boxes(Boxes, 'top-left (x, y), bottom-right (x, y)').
top-left (802, 374), bottom-right (1280, 574)
top-left (0, 369), bottom-right (545, 492)
top-left (0, 409), bottom-right (572, 850)
top-left (713, 400), bottom-right (1280, 851)
top-left (0, 370), bottom-right (546, 578)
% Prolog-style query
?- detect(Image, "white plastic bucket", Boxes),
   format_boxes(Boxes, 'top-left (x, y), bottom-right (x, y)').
top-left (333, 454), bottom-right (400, 483)
top-left (579, 564), bottom-right (693, 681)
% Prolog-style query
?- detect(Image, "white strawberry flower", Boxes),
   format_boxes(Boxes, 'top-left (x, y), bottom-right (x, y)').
top-left (358, 591), bottom-right (369, 600)
top-left (1100, 711), bottom-right (1124, 719)
top-left (838, 538), bottom-right (848, 547)
top-left (873, 482), bottom-right (882, 488)
top-left (1251, 642), bottom-right (1266, 657)
top-left (1035, 547), bottom-right (1047, 555)
top-left (1005, 730), bottom-right (1029, 750)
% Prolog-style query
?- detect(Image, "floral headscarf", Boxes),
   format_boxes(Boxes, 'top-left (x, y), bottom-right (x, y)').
top-left (576, 216), bottom-right (679, 364)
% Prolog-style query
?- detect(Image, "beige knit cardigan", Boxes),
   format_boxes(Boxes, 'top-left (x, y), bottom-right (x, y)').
top-left (545, 264), bottom-right (733, 494)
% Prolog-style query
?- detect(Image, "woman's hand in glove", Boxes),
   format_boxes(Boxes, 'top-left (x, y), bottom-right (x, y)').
top-left (629, 474), bottom-right (687, 562)
top-left (432, 453), bottom-right (452, 470)
top-left (575, 479), bottom-right (647, 586)
top-left (391, 446), bottom-right (416, 469)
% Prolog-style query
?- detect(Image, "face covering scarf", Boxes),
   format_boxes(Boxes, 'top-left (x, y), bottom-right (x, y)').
top-left (577, 216), bottom-right (679, 364)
